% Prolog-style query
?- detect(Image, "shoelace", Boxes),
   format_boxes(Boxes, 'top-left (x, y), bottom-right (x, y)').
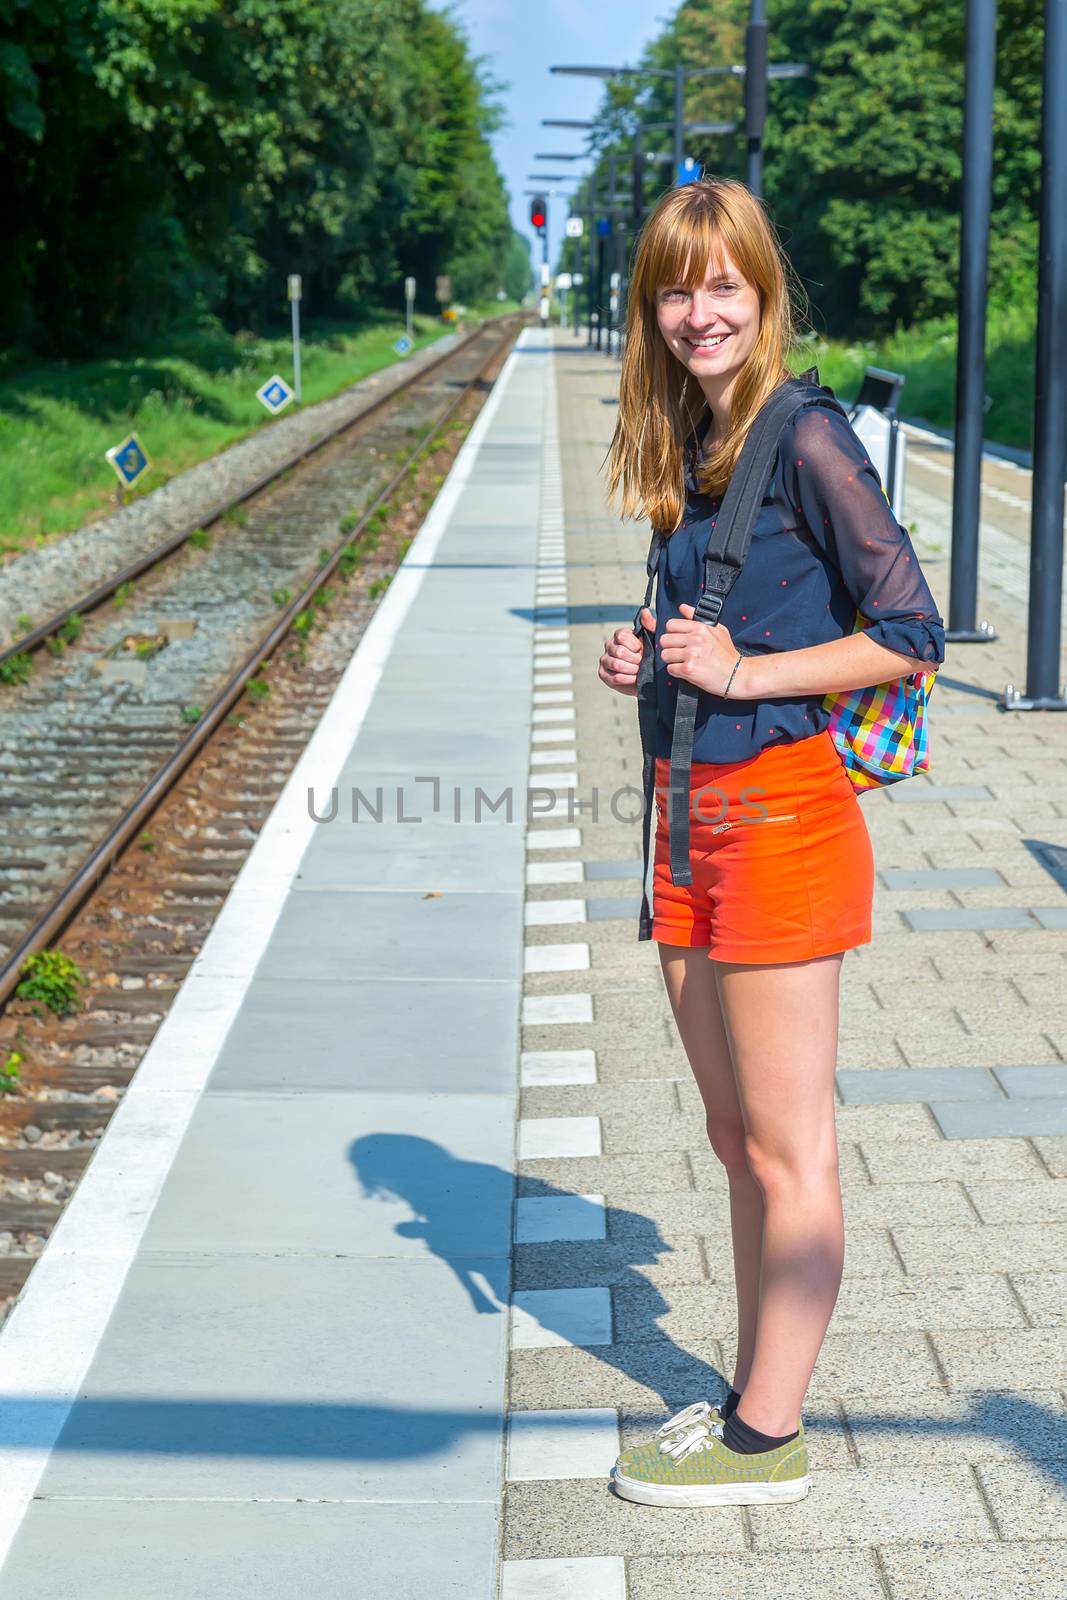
top-left (654, 1400), bottom-right (725, 1461)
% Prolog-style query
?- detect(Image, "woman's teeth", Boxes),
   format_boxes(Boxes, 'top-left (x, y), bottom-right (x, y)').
top-left (687, 334), bottom-right (729, 348)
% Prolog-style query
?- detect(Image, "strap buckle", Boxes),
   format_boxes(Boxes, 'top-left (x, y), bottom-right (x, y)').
top-left (692, 590), bottom-right (724, 625)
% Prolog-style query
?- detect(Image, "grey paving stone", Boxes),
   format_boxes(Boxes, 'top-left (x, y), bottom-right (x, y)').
top-left (257, 887), bottom-right (522, 983)
top-left (142, 1090), bottom-right (515, 1258)
top-left (887, 783), bottom-right (994, 802)
top-left (836, 1067), bottom-right (1000, 1105)
top-left (900, 1028), bottom-right (1062, 1070)
top-left (860, 1137), bottom-right (1043, 1183)
top-left (1034, 1137), bottom-right (1067, 1177)
top-left (507, 1336), bottom-right (726, 1412)
top-left (502, 1479), bottom-right (745, 1560)
top-left (881, 1542), bottom-right (1067, 1600)
top-left (591, 1047), bottom-right (692, 1085)
top-left (607, 1190), bottom-right (729, 1236)
top-left (976, 1457), bottom-right (1067, 1540)
top-left (881, 866), bottom-right (1005, 888)
top-left (930, 1098), bottom-right (1067, 1139)
top-left (1008, 1273), bottom-right (1067, 1327)
top-left (841, 1387), bottom-right (1067, 1468)
top-left (586, 895), bottom-right (643, 921)
top-left (519, 1082), bottom-right (678, 1119)
top-left (902, 907), bottom-right (1039, 931)
top-left (893, 1222), bottom-right (1067, 1276)
top-left (584, 859), bottom-right (642, 880)
top-left (746, 1465), bottom-right (994, 1549)
top-left (517, 1153), bottom-right (691, 1197)
top-left (627, 1551), bottom-right (886, 1599)
top-left (833, 1102), bottom-right (942, 1142)
top-left (35, 1255), bottom-right (509, 1503)
top-left (1033, 907), bottom-right (1067, 929)
top-left (207, 975), bottom-right (519, 1094)
top-left (833, 1271), bottom-right (1025, 1331)
top-left (0, 1500), bottom-right (499, 1600)
top-left (930, 1327), bottom-right (1067, 1388)
top-left (841, 1181), bottom-right (979, 1228)
top-left (717, 1329), bottom-right (946, 1397)
top-left (965, 1182), bottom-right (1067, 1226)
top-left (996, 1064), bottom-right (1067, 1098)
top-left (599, 1110), bottom-right (704, 1155)
top-left (513, 1234), bottom-right (706, 1292)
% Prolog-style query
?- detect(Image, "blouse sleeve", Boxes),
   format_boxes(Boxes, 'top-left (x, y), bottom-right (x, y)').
top-left (779, 404), bottom-right (947, 667)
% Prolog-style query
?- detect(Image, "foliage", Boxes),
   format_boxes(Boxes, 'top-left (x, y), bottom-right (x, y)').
top-left (0, 310), bottom-right (482, 553)
top-left (1, 0), bottom-right (517, 353)
top-left (0, 650), bottom-right (33, 684)
top-left (14, 949), bottom-right (85, 1017)
top-left (561, 0), bottom-right (1042, 344)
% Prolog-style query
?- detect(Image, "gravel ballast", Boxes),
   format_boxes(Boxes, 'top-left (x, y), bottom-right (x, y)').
top-left (0, 329), bottom-right (467, 644)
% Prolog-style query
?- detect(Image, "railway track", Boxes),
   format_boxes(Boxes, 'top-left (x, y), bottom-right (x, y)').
top-left (0, 315), bottom-right (524, 985)
top-left (0, 315), bottom-right (525, 1317)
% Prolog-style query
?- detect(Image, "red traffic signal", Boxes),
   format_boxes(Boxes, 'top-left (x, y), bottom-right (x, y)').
top-left (530, 196), bottom-right (547, 232)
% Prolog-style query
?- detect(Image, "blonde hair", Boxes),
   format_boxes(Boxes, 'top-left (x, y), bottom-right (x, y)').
top-left (604, 176), bottom-right (807, 535)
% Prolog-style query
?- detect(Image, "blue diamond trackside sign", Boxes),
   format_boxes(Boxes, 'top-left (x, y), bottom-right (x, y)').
top-left (256, 374), bottom-right (295, 414)
top-left (104, 433), bottom-right (151, 488)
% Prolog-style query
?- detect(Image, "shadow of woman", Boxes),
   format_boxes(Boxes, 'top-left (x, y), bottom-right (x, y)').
top-left (348, 1132), bottom-right (727, 1418)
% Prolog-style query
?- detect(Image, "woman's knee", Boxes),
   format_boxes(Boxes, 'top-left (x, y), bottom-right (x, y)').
top-left (705, 1113), bottom-right (750, 1178)
top-left (742, 1129), bottom-right (839, 1200)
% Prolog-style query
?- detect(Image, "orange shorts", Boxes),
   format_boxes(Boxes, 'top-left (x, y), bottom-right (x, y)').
top-left (651, 727), bottom-right (874, 963)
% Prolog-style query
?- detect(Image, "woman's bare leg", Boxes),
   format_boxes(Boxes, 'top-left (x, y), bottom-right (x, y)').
top-left (712, 952), bottom-right (846, 1436)
top-left (658, 943), bottom-right (764, 1394)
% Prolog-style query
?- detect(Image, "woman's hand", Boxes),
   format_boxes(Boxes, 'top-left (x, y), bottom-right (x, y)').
top-left (659, 603), bottom-right (743, 697)
top-left (598, 607), bottom-right (653, 696)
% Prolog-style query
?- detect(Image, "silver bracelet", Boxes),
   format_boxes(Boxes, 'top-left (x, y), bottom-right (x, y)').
top-left (723, 649), bottom-right (745, 699)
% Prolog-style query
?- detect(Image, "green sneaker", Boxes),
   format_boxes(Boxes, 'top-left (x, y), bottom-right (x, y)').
top-left (612, 1412), bottom-right (810, 1507)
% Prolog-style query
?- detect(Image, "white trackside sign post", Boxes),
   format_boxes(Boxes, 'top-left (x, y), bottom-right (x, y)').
top-left (404, 276), bottom-right (415, 341)
top-left (288, 274), bottom-right (302, 401)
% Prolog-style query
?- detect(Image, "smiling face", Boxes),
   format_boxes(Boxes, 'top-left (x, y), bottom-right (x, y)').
top-left (655, 247), bottom-right (762, 393)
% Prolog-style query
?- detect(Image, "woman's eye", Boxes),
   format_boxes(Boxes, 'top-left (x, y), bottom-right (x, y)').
top-left (661, 289), bottom-right (688, 302)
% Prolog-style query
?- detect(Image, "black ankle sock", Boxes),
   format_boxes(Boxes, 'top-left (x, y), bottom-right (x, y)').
top-left (721, 1408), bottom-right (799, 1456)
top-left (720, 1388), bottom-right (742, 1421)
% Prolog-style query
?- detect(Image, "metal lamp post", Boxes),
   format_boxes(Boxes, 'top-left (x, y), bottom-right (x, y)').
top-left (948, 0), bottom-right (999, 647)
top-left (1004, 0), bottom-right (1067, 710)
top-left (550, 42), bottom-right (807, 196)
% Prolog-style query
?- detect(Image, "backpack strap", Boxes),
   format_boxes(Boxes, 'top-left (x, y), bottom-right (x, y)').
top-left (634, 528), bottom-right (664, 941)
top-left (664, 377), bottom-right (848, 890)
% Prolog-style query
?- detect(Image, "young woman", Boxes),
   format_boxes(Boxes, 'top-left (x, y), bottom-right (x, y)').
top-left (596, 177), bottom-right (946, 1507)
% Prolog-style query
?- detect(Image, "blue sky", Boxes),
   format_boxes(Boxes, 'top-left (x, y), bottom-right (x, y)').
top-left (431, 0), bottom-right (675, 269)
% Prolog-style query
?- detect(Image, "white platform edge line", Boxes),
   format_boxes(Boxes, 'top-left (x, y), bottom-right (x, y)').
top-left (0, 327), bottom-right (535, 1566)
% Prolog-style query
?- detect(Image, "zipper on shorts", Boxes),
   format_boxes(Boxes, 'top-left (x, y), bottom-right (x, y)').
top-left (710, 812), bottom-right (799, 835)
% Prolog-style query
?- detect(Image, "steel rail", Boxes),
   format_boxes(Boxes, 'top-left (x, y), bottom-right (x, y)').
top-left (0, 318), bottom-right (524, 1010)
top-left (0, 314), bottom-right (524, 668)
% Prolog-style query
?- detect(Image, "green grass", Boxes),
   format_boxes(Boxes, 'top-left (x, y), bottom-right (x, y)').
top-left (794, 300), bottom-right (1036, 454)
top-left (0, 299), bottom-right (522, 557)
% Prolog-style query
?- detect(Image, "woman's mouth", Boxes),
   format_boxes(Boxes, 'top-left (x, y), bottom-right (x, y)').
top-left (684, 333), bottom-right (731, 352)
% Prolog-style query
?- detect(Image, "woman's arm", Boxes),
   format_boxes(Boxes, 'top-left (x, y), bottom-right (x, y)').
top-left (660, 402), bottom-right (947, 702)
top-left (732, 628), bottom-right (925, 700)
top-left (732, 403), bottom-right (946, 699)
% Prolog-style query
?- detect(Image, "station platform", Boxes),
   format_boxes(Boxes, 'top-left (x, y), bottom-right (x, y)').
top-left (0, 326), bottom-right (1065, 1597)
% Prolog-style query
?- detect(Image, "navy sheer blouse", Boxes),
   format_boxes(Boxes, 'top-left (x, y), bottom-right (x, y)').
top-left (651, 399), bottom-right (947, 763)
